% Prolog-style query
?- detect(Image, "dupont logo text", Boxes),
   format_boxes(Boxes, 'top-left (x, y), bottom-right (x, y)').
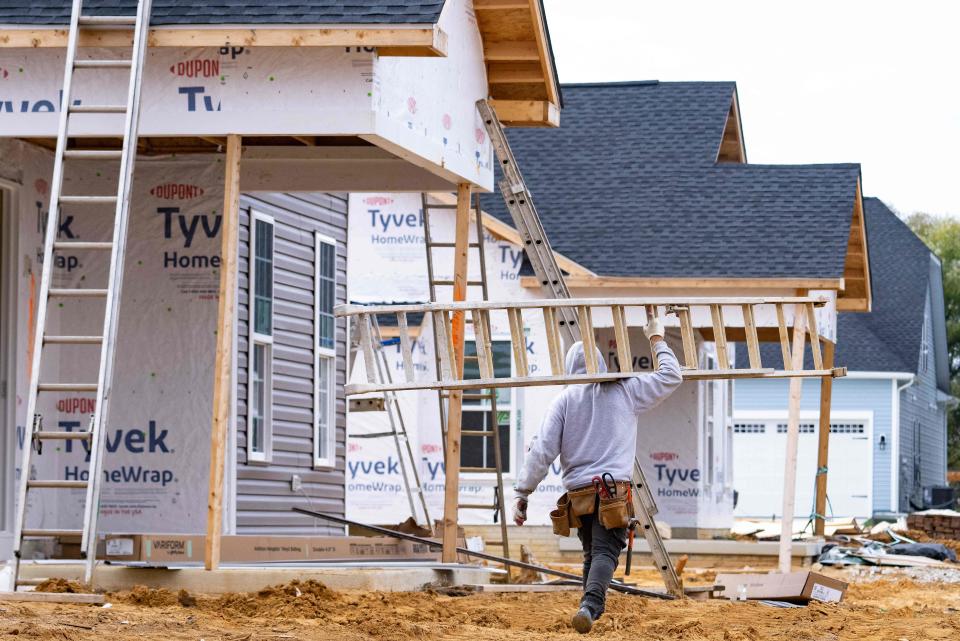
top-left (150, 183), bottom-right (204, 200)
top-left (169, 59), bottom-right (220, 78)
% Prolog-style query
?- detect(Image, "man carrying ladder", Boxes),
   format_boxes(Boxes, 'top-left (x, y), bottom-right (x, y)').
top-left (511, 316), bottom-right (682, 633)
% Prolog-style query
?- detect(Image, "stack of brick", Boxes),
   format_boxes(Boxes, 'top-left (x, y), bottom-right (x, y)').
top-left (906, 510), bottom-right (960, 540)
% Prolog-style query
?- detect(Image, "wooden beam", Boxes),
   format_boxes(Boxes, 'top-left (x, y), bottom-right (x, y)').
top-left (489, 99), bottom-right (559, 127)
top-left (442, 183), bottom-right (472, 563)
top-left (474, 0), bottom-right (530, 8)
top-left (526, 0), bottom-right (560, 106)
top-left (532, 275), bottom-right (846, 291)
top-left (0, 25), bottom-right (448, 55)
top-left (779, 305), bottom-right (807, 573)
top-left (205, 134), bottom-right (241, 571)
top-left (483, 40), bottom-right (540, 61)
top-left (487, 61), bottom-right (545, 84)
top-left (814, 339), bottom-right (835, 537)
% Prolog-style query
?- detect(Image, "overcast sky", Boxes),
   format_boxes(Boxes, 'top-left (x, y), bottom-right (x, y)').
top-left (542, 0), bottom-right (960, 218)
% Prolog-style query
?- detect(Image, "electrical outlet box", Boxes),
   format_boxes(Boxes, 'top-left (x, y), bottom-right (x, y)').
top-left (290, 474), bottom-right (302, 492)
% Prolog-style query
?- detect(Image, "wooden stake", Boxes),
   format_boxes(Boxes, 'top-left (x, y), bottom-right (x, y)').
top-left (442, 183), bottom-right (471, 563)
top-left (814, 339), bottom-right (835, 537)
top-left (778, 304), bottom-right (807, 573)
top-left (206, 134), bottom-right (241, 571)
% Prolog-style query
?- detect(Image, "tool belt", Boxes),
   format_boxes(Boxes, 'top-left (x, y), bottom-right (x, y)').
top-left (550, 481), bottom-right (634, 537)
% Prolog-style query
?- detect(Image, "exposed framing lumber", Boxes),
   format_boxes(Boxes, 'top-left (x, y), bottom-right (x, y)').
top-left (205, 134), bottom-right (241, 571)
top-left (483, 40), bottom-right (540, 61)
top-left (779, 305), bottom-right (807, 573)
top-left (442, 183), bottom-right (472, 563)
top-left (814, 338), bottom-right (836, 537)
top-left (489, 99), bottom-right (559, 127)
top-left (0, 25), bottom-right (448, 56)
top-left (837, 179), bottom-right (871, 312)
top-left (487, 61), bottom-right (545, 84)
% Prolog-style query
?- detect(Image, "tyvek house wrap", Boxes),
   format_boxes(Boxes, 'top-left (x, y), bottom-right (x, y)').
top-left (10, 139), bottom-right (222, 534)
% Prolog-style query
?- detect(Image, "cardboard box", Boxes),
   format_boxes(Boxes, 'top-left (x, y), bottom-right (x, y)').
top-left (715, 571), bottom-right (848, 603)
top-left (102, 534), bottom-right (204, 564)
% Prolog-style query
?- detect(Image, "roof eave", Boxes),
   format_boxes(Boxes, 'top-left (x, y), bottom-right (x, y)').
top-left (0, 23), bottom-right (449, 56)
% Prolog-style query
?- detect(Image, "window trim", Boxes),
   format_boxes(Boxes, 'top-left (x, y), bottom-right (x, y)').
top-left (247, 210), bottom-right (275, 464)
top-left (313, 232), bottom-right (338, 469)
top-left (461, 334), bottom-right (516, 478)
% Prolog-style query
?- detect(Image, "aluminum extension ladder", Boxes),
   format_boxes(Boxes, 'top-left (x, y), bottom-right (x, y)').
top-left (350, 314), bottom-right (432, 529)
top-left (422, 193), bottom-right (512, 573)
top-left (10, 0), bottom-right (154, 589)
top-left (477, 99), bottom-right (683, 596)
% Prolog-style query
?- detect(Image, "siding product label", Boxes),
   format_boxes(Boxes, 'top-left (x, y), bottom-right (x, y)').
top-left (9, 139), bottom-right (221, 533)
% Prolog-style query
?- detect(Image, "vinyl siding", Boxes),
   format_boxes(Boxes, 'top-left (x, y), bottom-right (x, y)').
top-left (734, 376), bottom-right (894, 513)
top-left (236, 193), bottom-right (347, 534)
top-left (898, 287), bottom-right (948, 511)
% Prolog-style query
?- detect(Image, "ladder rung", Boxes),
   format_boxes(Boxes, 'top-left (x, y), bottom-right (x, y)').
top-left (427, 242), bottom-right (483, 249)
top-left (59, 195), bottom-right (118, 204)
top-left (21, 529), bottom-right (83, 538)
top-left (441, 392), bottom-right (496, 401)
top-left (351, 431), bottom-right (398, 439)
top-left (75, 59), bottom-right (132, 69)
top-left (63, 150), bottom-right (123, 160)
top-left (70, 104), bottom-right (126, 114)
top-left (35, 431), bottom-right (92, 440)
top-left (27, 480), bottom-right (88, 490)
top-left (461, 466), bottom-right (497, 474)
top-left (486, 540), bottom-right (505, 546)
top-left (461, 430), bottom-right (496, 437)
top-left (79, 15), bottom-right (137, 26)
top-left (48, 288), bottom-right (108, 297)
top-left (432, 280), bottom-right (485, 286)
top-left (44, 335), bottom-right (104, 344)
top-left (38, 383), bottom-right (98, 392)
top-left (426, 204), bottom-right (458, 210)
top-left (53, 241), bottom-right (113, 251)
top-left (459, 503), bottom-right (497, 510)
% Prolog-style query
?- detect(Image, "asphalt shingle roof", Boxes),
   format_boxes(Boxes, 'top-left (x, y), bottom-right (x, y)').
top-left (737, 197), bottom-right (931, 373)
top-left (481, 81), bottom-right (861, 279)
top-left (0, 1), bottom-right (446, 25)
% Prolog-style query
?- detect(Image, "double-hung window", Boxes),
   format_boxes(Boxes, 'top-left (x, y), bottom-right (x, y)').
top-left (461, 340), bottom-right (512, 474)
top-left (314, 233), bottom-right (337, 468)
top-left (247, 212), bottom-right (274, 463)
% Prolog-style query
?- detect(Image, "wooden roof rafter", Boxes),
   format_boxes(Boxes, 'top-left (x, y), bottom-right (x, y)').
top-left (837, 178), bottom-right (872, 312)
top-left (716, 89), bottom-right (746, 164)
top-left (474, 0), bottom-right (560, 127)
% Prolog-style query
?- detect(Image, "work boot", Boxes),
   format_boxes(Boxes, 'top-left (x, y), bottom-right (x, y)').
top-left (572, 606), bottom-right (594, 634)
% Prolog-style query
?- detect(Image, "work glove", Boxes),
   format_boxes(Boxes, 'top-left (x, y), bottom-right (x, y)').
top-left (512, 496), bottom-right (528, 526)
top-left (643, 316), bottom-right (664, 340)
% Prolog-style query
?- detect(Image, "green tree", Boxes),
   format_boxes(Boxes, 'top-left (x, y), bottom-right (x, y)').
top-left (907, 213), bottom-right (960, 470)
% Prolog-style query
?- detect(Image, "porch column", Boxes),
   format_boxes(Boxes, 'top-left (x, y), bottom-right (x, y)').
top-left (442, 183), bottom-right (471, 562)
top-left (813, 338), bottom-right (836, 537)
top-left (778, 304), bottom-right (807, 573)
top-left (206, 134), bottom-right (242, 570)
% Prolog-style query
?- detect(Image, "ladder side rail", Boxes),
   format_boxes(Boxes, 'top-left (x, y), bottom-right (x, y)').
top-left (82, 0), bottom-right (155, 580)
top-left (422, 196), bottom-right (450, 452)
top-left (371, 314), bottom-right (428, 526)
top-left (632, 458), bottom-right (683, 596)
top-left (12, 0), bottom-right (85, 564)
top-left (488, 388), bottom-right (511, 580)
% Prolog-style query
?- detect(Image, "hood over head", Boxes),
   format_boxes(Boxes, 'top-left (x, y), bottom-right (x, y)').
top-left (564, 341), bottom-right (608, 375)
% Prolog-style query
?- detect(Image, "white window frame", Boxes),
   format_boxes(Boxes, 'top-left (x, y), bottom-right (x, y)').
top-left (247, 211), bottom-right (274, 464)
top-left (461, 334), bottom-right (516, 478)
top-left (313, 232), bottom-right (337, 469)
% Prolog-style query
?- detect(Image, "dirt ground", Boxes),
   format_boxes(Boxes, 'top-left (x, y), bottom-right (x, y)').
top-left (2, 569), bottom-right (959, 641)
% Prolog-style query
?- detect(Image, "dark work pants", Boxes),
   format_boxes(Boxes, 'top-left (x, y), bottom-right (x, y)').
top-left (576, 512), bottom-right (627, 619)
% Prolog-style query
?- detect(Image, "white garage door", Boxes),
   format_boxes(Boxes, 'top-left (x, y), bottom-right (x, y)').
top-left (732, 417), bottom-right (872, 519)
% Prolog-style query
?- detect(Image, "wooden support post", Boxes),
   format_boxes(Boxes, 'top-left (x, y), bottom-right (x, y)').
top-left (814, 339), bottom-right (835, 537)
top-left (442, 183), bottom-right (471, 563)
top-left (206, 134), bottom-right (241, 571)
top-left (778, 304), bottom-right (807, 573)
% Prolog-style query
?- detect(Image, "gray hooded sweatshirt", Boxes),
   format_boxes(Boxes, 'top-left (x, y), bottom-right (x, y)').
top-left (515, 340), bottom-right (682, 497)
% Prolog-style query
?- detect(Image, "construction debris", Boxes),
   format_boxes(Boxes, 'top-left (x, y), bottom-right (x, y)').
top-left (907, 509), bottom-right (960, 540)
top-left (715, 571), bottom-right (848, 603)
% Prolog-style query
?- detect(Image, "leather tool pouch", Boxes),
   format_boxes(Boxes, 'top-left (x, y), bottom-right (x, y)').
top-left (550, 493), bottom-right (571, 537)
top-left (598, 494), bottom-right (631, 529)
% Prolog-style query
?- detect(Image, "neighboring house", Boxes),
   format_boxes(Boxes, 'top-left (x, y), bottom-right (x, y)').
top-left (0, 0), bottom-right (561, 561)
top-left (346, 80), bottom-right (870, 538)
top-left (734, 197), bottom-right (953, 519)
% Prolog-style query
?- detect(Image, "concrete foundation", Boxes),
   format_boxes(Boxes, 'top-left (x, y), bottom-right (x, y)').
top-left (16, 561), bottom-right (500, 594)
